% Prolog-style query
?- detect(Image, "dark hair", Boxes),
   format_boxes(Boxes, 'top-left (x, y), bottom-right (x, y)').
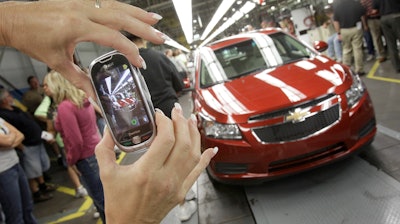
top-left (27, 76), bottom-right (36, 84)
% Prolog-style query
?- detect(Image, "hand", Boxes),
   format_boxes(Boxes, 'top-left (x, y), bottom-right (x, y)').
top-left (0, 0), bottom-right (165, 99)
top-left (95, 105), bottom-right (217, 224)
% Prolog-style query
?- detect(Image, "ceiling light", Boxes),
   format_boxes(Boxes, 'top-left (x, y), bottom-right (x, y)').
top-left (240, 1), bottom-right (256, 14)
top-left (200, 0), bottom-right (235, 41)
top-left (172, 0), bottom-right (193, 44)
top-left (164, 35), bottom-right (190, 53)
top-left (199, 1), bottom-right (256, 47)
top-left (197, 14), bottom-right (203, 28)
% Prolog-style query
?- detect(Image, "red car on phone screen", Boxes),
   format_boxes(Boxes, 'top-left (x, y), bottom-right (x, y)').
top-left (192, 28), bottom-right (376, 184)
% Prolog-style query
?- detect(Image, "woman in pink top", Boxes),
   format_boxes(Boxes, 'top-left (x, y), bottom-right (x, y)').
top-left (43, 70), bottom-right (105, 223)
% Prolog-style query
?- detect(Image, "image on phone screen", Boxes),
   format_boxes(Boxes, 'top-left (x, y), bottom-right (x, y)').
top-left (92, 62), bottom-right (154, 147)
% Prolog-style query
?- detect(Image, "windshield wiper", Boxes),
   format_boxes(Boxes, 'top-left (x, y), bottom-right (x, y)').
top-left (231, 65), bottom-right (269, 79)
top-left (283, 56), bottom-right (310, 65)
top-left (202, 79), bottom-right (231, 88)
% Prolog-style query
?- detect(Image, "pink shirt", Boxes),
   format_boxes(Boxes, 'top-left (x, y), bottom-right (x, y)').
top-left (54, 99), bottom-right (100, 165)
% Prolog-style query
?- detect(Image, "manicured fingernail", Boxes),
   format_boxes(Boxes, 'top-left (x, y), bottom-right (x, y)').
top-left (103, 125), bottom-right (108, 135)
top-left (160, 33), bottom-right (171, 41)
top-left (139, 56), bottom-right (147, 70)
top-left (154, 29), bottom-right (171, 42)
top-left (213, 146), bottom-right (219, 154)
top-left (155, 108), bottom-right (165, 115)
top-left (174, 102), bottom-right (182, 113)
top-left (149, 12), bottom-right (163, 20)
top-left (190, 114), bottom-right (197, 125)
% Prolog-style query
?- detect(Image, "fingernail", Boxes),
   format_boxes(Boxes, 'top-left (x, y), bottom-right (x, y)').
top-left (190, 113), bottom-right (197, 125)
top-left (154, 29), bottom-right (171, 42)
top-left (174, 102), bottom-right (182, 113)
top-left (155, 108), bottom-right (165, 115)
top-left (213, 146), bottom-right (219, 154)
top-left (139, 56), bottom-right (147, 70)
top-left (149, 12), bottom-right (163, 20)
top-left (160, 33), bottom-right (171, 41)
top-left (103, 124), bottom-right (108, 135)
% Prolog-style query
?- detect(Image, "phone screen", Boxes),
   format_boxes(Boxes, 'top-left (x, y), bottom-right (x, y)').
top-left (91, 54), bottom-right (154, 148)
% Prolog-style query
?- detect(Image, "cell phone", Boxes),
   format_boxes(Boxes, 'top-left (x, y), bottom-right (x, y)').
top-left (89, 51), bottom-right (156, 152)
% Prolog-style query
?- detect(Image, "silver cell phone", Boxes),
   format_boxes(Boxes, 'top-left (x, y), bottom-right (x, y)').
top-left (89, 50), bottom-right (155, 152)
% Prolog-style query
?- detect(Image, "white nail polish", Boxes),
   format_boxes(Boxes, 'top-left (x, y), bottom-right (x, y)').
top-left (213, 147), bottom-right (219, 154)
top-left (174, 102), bottom-right (182, 111)
top-left (155, 108), bottom-right (165, 115)
top-left (190, 114), bottom-right (197, 122)
top-left (103, 124), bottom-right (108, 135)
top-left (140, 56), bottom-right (147, 70)
top-left (150, 12), bottom-right (163, 20)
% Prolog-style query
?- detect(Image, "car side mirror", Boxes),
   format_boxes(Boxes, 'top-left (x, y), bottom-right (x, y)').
top-left (313, 41), bottom-right (328, 53)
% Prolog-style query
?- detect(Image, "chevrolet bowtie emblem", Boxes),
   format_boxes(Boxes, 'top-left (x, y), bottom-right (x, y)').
top-left (285, 108), bottom-right (310, 123)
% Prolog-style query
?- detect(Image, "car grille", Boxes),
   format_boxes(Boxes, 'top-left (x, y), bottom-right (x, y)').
top-left (251, 95), bottom-right (341, 143)
top-left (268, 143), bottom-right (347, 173)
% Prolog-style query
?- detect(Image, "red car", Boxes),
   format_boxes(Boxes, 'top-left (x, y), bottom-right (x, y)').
top-left (192, 28), bottom-right (376, 184)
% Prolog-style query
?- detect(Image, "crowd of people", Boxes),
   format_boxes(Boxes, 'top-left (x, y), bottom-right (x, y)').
top-left (255, 0), bottom-right (399, 75)
top-left (331, 0), bottom-right (400, 74)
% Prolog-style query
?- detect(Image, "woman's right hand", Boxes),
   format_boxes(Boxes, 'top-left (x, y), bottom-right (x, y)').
top-left (96, 105), bottom-right (218, 224)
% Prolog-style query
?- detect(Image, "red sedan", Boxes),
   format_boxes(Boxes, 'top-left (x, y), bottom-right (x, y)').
top-left (192, 28), bottom-right (376, 184)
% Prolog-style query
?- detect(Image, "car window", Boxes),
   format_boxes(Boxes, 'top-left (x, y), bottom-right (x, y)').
top-left (268, 32), bottom-right (312, 63)
top-left (200, 59), bottom-right (213, 87)
top-left (199, 32), bottom-right (315, 88)
top-left (214, 39), bottom-right (267, 79)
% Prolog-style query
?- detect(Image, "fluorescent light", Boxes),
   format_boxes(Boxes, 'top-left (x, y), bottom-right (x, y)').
top-left (163, 35), bottom-right (190, 53)
top-left (199, 1), bottom-right (256, 47)
top-left (200, 0), bottom-right (235, 40)
top-left (240, 1), bottom-right (256, 14)
top-left (172, 0), bottom-right (193, 44)
top-left (231, 11), bottom-right (242, 21)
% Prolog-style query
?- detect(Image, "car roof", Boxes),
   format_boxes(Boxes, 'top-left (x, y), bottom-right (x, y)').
top-left (205, 28), bottom-right (283, 51)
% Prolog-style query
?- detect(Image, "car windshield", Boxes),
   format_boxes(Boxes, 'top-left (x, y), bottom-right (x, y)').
top-left (200, 32), bottom-right (314, 88)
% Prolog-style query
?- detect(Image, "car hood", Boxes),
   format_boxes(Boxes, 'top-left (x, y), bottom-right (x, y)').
top-left (199, 56), bottom-right (353, 123)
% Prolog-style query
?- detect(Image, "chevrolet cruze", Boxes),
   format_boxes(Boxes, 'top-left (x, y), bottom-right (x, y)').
top-left (192, 28), bottom-right (376, 184)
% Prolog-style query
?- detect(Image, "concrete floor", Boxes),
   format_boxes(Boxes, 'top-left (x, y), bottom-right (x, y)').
top-left (31, 55), bottom-right (400, 224)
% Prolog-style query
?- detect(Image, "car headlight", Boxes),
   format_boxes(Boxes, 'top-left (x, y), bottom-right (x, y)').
top-left (199, 114), bottom-right (242, 139)
top-left (345, 70), bottom-right (365, 108)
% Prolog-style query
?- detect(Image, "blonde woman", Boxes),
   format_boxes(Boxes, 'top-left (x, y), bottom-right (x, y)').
top-left (35, 95), bottom-right (89, 199)
top-left (43, 70), bottom-right (105, 222)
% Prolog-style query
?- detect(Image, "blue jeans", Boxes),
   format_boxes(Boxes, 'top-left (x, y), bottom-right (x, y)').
top-left (0, 164), bottom-right (37, 224)
top-left (364, 30), bottom-right (375, 55)
top-left (327, 33), bottom-right (342, 61)
top-left (76, 155), bottom-right (105, 223)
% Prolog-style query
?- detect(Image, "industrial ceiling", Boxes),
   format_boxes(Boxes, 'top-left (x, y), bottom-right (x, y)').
top-left (123, 0), bottom-right (327, 49)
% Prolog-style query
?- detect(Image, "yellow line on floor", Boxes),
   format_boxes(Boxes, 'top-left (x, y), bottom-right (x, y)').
top-left (47, 198), bottom-right (92, 224)
top-left (367, 61), bottom-right (400, 84)
top-left (47, 151), bottom-right (126, 224)
top-left (56, 186), bottom-right (74, 196)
